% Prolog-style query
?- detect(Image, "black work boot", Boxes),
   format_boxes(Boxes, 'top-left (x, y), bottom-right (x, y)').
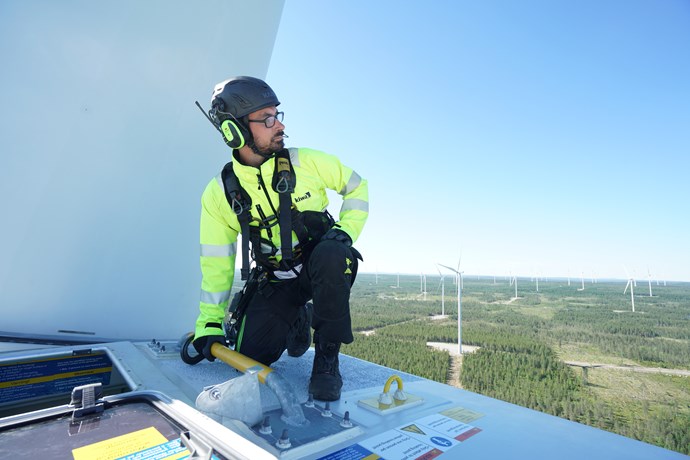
top-left (287, 302), bottom-right (312, 357)
top-left (309, 341), bottom-right (342, 401)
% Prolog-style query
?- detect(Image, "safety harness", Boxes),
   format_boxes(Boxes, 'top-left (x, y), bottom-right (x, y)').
top-left (220, 148), bottom-right (334, 281)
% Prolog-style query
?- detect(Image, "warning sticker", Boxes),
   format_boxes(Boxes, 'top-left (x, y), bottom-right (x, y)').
top-left (318, 407), bottom-right (482, 460)
top-left (359, 431), bottom-right (444, 460)
top-left (414, 413), bottom-right (482, 442)
top-left (71, 426), bottom-right (220, 460)
top-left (317, 443), bottom-right (381, 460)
top-left (72, 426), bottom-right (172, 460)
top-left (439, 406), bottom-right (484, 424)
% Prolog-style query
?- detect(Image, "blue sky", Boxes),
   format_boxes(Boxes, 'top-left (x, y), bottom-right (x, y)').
top-left (265, 1), bottom-right (690, 282)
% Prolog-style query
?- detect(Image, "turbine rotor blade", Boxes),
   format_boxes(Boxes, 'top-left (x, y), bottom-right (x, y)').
top-left (439, 263), bottom-right (460, 275)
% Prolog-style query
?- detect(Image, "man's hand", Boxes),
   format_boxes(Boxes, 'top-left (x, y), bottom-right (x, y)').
top-left (321, 228), bottom-right (352, 247)
top-left (192, 335), bottom-right (227, 362)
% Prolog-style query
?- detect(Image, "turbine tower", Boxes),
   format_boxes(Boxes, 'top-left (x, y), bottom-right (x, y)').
top-left (439, 261), bottom-right (463, 356)
top-left (624, 277), bottom-right (635, 312)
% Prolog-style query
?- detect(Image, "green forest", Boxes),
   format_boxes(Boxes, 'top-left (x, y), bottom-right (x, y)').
top-left (341, 275), bottom-right (690, 455)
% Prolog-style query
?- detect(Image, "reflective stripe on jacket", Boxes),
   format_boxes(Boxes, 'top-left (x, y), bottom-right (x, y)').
top-left (195, 147), bottom-right (369, 339)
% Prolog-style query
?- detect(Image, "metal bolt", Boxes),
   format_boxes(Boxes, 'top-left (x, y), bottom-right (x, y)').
top-left (259, 415), bottom-right (272, 434)
top-left (340, 410), bottom-right (353, 428)
top-left (276, 429), bottom-right (291, 449)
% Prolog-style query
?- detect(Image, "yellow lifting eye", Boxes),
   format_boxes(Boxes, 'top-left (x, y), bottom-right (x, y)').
top-left (378, 374), bottom-right (408, 405)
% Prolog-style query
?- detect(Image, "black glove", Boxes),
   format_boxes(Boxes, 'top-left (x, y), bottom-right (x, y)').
top-left (192, 335), bottom-right (227, 362)
top-left (321, 228), bottom-right (352, 247)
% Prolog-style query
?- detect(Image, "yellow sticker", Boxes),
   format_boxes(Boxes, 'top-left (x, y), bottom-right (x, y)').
top-left (439, 406), bottom-right (484, 424)
top-left (400, 424), bottom-right (426, 435)
top-left (72, 426), bottom-right (174, 460)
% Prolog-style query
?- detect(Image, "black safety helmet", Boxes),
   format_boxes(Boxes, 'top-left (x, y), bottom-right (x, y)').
top-left (210, 76), bottom-right (280, 123)
top-left (209, 76), bottom-right (281, 150)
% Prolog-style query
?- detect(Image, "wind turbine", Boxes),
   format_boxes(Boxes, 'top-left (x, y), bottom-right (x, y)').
top-left (439, 261), bottom-right (463, 356)
top-left (622, 265), bottom-right (636, 312)
top-left (624, 276), bottom-right (635, 312)
top-left (577, 271), bottom-right (585, 291)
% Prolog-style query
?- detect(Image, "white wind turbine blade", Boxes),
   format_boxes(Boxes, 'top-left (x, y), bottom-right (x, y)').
top-left (647, 267), bottom-right (653, 297)
top-left (436, 265), bottom-right (446, 315)
top-left (435, 266), bottom-right (445, 292)
top-left (456, 254), bottom-right (462, 286)
top-left (438, 263), bottom-right (459, 274)
top-left (630, 280), bottom-right (635, 312)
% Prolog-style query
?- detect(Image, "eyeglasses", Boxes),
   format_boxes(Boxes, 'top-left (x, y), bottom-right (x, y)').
top-left (247, 111), bottom-right (284, 128)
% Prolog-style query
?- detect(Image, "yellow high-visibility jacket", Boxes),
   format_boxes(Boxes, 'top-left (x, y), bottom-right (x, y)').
top-left (194, 147), bottom-right (369, 340)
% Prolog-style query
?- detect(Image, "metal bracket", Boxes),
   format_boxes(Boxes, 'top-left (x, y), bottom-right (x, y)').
top-left (70, 382), bottom-right (104, 420)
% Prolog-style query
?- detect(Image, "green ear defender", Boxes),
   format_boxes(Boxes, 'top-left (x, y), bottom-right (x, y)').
top-left (211, 76), bottom-right (279, 150)
top-left (220, 119), bottom-right (247, 149)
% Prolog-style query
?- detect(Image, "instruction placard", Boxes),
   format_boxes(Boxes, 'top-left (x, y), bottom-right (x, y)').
top-left (0, 351), bottom-right (112, 404)
top-left (319, 406), bottom-right (482, 459)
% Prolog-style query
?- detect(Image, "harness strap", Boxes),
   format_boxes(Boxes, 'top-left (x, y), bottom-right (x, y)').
top-left (221, 162), bottom-right (252, 280)
top-left (273, 149), bottom-right (296, 271)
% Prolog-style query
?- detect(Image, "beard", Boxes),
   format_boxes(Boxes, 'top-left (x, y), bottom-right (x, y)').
top-left (250, 131), bottom-right (286, 158)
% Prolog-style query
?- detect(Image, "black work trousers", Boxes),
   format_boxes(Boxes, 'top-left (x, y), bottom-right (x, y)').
top-left (237, 239), bottom-right (357, 366)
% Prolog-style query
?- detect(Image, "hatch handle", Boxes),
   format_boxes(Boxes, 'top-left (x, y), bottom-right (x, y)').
top-left (70, 382), bottom-right (104, 420)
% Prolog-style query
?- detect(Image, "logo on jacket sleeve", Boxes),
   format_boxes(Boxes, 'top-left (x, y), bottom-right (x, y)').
top-left (294, 191), bottom-right (311, 203)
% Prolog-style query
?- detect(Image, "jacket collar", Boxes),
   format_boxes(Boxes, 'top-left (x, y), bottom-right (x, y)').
top-left (231, 151), bottom-right (276, 181)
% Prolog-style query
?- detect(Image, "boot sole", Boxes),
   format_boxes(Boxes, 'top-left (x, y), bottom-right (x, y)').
top-left (309, 374), bottom-right (342, 401)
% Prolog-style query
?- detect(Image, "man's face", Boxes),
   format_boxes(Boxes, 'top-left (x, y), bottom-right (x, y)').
top-left (247, 106), bottom-right (286, 155)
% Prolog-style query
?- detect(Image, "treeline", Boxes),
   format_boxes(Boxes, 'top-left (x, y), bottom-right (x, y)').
top-left (551, 327), bottom-right (690, 368)
top-left (342, 335), bottom-right (448, 383)
top-left (460, 327), bottom-right (611, 423)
